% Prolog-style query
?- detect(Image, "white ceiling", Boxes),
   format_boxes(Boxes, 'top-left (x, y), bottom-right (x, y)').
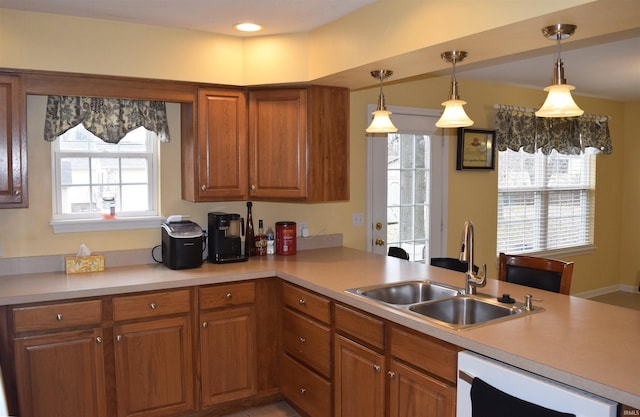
top-left (1, 0), bottom-right (639, 102)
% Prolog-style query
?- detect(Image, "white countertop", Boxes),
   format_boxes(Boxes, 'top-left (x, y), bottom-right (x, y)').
top-left (1, 247), bottom-right (638, 408)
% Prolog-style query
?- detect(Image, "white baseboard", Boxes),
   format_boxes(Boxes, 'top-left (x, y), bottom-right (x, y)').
top-left (574, 284), bottom-right (639, 299)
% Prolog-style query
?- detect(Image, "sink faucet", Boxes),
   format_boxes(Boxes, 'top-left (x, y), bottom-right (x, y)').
top-left (459, 220), bottom-right (487, 295)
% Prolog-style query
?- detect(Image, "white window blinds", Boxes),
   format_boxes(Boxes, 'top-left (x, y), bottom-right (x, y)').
top-left (497, 147), bottom-right (596, 254)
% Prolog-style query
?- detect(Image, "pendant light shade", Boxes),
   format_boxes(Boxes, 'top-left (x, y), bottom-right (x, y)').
top-left (366, 70), bottom-right (397, 133)
top-left (535, 24), bottom-right (584, 118)
top-left (436, 51), bottom-right (474, 128)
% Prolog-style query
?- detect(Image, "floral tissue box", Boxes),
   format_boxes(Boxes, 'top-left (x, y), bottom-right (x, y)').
top-left (65, 255), bottom-right (105, 274)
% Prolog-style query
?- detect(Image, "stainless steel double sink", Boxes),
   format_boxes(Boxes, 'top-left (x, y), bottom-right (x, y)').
top-left (345, 280), bottom-right (543, 330)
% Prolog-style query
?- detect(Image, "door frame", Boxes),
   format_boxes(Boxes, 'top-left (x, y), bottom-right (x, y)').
top-left (365, 105), bottom-right (448, 258)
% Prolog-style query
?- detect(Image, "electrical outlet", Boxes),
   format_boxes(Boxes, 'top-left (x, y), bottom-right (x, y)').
top-left (352, 213), bottom-right (364, 227)
top-left (298, 222), bottom-right (308, 236)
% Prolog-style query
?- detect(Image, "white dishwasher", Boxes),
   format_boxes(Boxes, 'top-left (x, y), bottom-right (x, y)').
top-left (457, 351), bottom-right (618, 417)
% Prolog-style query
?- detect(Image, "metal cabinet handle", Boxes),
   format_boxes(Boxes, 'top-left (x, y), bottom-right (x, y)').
top-left (299, 337), bottom-right (306, 344)
top-left (14, 190), bottom-right (21, 197)
top-left (251, 184), bottom-right (256, 191)
top-left (387, 371), bottom-right (396, 378)
top-left (55, 314), bottom-right (63, 321)
top-left (373, 365), bottom-right (381, 372)
top-left (150, 302), bottom-right (157, 310)
top-left (201, 185), bottom-right (206, 191)
top-left (226, 293), bottom-right (233, 300)
top-left (116, 335), bottom-right (122, 342)
top-left (202, 322), bottom-right (208, 328)
top-left (298, 298), bottom-right (306, 306)
top-left (96, 337), bottom-right (102, 344)
top-left (299, 388), bottom-right (306, 395)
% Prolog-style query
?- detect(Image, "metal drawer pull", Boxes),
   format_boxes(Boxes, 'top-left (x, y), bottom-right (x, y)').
top-left (299, 337), bottom-right (306, 344)
top-left (202, 322), bottom-right (208, 328)
top-left (299, 388), bottom-right (306, 395)
top-left (96, 337), bottom-right (102, 344)
top-left (373, 365), bottom-right (381, 372)
top-left (226, 293), bottom-right (233, 300)
top-left (298, 298), bottom-right (306, 305)
top-left (116, 335), bottom-right (122, 342)
top-left (387, 371), bottom-right (396, 378)
top-left (150, 302), bottom-right (157, 309)
top-left (56, 314), bottom-right (63, 321)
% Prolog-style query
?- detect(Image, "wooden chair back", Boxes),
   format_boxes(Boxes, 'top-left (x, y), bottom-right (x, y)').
top-left (498, 253), bottom-right (573, 295)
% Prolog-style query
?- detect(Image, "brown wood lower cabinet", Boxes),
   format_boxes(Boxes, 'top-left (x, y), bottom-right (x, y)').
top-left (14, 328), bottom-right (107, 417)
top-left (114, 316), bottom-right (194, 417)
top-left (334, 334), bottom-right (385, 417)
top-left (334, 303), bottom-right (459, 417)
top-left (388, 360), bottom-right (456, 417)
top-left (200, 306), bottom-right (257, 406)
top-left (5, 280), bottom-right (461, 417)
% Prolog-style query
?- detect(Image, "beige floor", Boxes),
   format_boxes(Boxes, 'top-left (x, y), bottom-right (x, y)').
top-left (590, 290), bottom-right (640, 311)
top-left (221, 401), bottom-right (300, 417)
top-left (224, 291), bottom-right (640, 417)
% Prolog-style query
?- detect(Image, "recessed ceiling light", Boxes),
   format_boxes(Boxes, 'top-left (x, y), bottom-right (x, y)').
top-left (234, 23), bottom-right (263, 33)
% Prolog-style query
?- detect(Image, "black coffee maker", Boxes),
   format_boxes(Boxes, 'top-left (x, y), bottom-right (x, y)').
top-left (208, 212), bottom-right (247, 264)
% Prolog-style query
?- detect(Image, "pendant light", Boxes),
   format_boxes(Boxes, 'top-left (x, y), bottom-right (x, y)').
top-left (366, 69), bottom-right (398, 133)
top-left (535, 24), bottom-right (584, 118)
top-left (435, 51), bottom-right (474, 128)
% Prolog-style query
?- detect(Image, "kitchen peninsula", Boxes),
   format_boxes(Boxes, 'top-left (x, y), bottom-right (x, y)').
top-left (0, 247), bottom-right (638, 415)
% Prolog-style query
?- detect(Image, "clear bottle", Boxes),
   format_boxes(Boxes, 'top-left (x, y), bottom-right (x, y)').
top-left (101, 195), bottom-right (116, 219)
top-left (266, 226), bottom-right (275, 255)
top-left (245, 202), bottom-right (256, 257)
top-left (255, 219), bottom-right (267, 256)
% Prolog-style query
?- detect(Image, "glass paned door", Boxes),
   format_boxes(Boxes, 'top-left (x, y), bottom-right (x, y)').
top-left (367, 108), bottom-right (445, 262)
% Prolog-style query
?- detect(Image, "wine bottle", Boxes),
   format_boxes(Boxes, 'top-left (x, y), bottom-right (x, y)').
top-left (245, 202), bottom-right (256, 257)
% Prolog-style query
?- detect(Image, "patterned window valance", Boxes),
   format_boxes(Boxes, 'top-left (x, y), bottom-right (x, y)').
top-left (494, 105), bottom-right (612, 155)
top-left (44, 96), bottom-right (171, 143)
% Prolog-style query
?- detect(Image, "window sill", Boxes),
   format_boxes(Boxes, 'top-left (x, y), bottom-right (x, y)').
top-left (50, 216), bottom-right (163, 234)
top-left (502, 245), bottom-right (596, 259)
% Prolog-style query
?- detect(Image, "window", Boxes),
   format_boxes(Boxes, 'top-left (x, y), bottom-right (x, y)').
top-left (50, 124), bottom-right (160, 232)
top-left (497, 147), bottom-right (596, 255)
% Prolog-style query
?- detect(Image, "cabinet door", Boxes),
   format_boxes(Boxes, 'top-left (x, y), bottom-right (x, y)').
top-left (114, 316), bottom-right (194, 417)
top-left (389, 360), bottom-right (456, 417)
top-left (185, 88), bottom-right (248, 201)
top-left (334, 335), bottom-right (385, 417)
top-left (199, 306), bottom-right (257, 407)
top-left (249, 89), bottom-right (308, 199)
top-left (14, 329), bottom-right (107, 417)
top-left (0, 75), bottom-right (27, 207)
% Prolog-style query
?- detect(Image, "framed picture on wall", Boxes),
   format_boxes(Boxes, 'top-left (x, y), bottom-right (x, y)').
top-left (456, 128), bottom-right (496, 170)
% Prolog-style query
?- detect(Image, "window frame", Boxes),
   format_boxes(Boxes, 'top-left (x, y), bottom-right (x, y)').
top-left (496, 147), bottom-right (597, 257)
top-left (49, 125), bottom-right (162, 233)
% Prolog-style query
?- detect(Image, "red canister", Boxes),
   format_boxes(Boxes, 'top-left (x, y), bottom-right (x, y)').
top-left (276, 221), bottom-right (296, 255)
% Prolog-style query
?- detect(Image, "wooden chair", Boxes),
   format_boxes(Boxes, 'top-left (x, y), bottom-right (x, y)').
top-left (388, 246), bottom-right (410, 260)
top-left (498, 253), bottom-right (574, 295)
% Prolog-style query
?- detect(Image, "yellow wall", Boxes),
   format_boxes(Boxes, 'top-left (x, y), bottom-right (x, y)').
top-left (0, 5), bottom-right (636, 294)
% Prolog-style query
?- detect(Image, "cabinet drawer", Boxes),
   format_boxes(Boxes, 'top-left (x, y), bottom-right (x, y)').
top-left (283, 308), bottom-right (331, 378)
top-left (281, 353), bottom-right (331, 417)
top-left (282, 282), bottom-right (331, 324)
top-left (390, 326), bottom-right (461, 384)
top-left (113, 289), bottom-right (191, 321)
top-left (334, 303), bottom-right (384, 350)
top-left (199, 281), bottom-right (255, 310)
top-left (13, 300), bottom-right (103, 333)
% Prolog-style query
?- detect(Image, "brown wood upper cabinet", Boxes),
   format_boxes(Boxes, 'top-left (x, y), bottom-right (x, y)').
top-left (183, 85), bottom-right (349, 202)
top-left (249, 86), bottom-right (349, 202)
top-left (182, 88), bottom-right (249, 202)
top-left (0, 74), bottom-right (27, 208)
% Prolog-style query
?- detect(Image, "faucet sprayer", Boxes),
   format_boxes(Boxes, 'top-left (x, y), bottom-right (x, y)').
top-left (459, 220), bottom-right (487, 294)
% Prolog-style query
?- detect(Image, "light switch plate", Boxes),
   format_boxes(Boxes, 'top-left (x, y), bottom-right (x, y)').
top-left (352, 213), bottom-right (364, 227)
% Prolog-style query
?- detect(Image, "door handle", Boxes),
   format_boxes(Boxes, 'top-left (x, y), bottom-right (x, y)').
top-left (375, 238), bottom-right (385, 246)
